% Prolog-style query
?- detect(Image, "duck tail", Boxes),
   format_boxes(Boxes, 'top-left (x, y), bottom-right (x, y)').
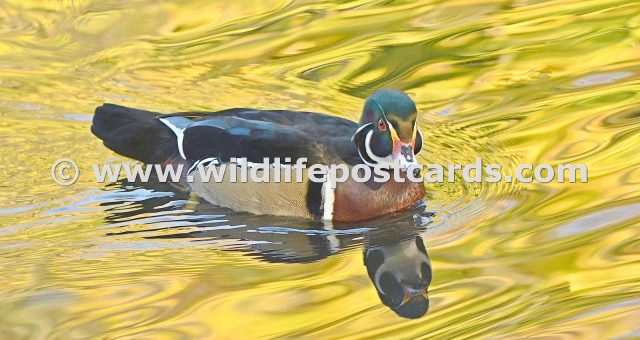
top-left (91, 104), bottom-right (177, 164)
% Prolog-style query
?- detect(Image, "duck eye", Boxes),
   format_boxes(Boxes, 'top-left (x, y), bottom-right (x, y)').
top-left (377, 119), bottom-right (387, 131)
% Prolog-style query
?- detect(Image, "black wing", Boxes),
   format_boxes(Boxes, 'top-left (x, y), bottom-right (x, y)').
top-left (163, 109), bottom-right (361, 165)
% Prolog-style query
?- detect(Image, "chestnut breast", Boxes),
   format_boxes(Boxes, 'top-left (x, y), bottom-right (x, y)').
top-left (332, 172), bottom-right (425, 222)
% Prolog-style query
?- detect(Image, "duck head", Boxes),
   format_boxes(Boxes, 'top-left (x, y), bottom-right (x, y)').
top-left (364, 235), bottom-right (432, 319)
top-left (352, 89), bottom-right (423, 170)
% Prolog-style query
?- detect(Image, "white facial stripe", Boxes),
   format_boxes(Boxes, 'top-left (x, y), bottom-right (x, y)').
top-left (364, 130), bottom-right (394, 166)
top-left (354, 123), bottom-right (380, 167)
top-left (375, 100), bottom-right (389, 121)
top-left (351, 122), bottom-right (373, 143)
top-left (159, 117), bottom-right (187, 160)
top-left (375, 101), bottom-right (394, 132)
top-left (357, 144), bottom-right (377, 168)
top-left (364, 129), bottom-right (417, 169)
top-left (375, 98), bottom-right (419, 142)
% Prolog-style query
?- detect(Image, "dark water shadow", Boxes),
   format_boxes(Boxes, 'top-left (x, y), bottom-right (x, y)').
top-left (98, 177), bottom-right (435, 319)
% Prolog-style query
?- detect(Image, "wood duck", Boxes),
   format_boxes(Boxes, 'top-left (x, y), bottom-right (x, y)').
top-left (92, 89), bottom-right (426, 222)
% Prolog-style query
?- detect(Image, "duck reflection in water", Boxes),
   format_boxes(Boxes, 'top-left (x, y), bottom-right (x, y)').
top-left (364, 229), bottom-right (431, 318)
top-left (100, 179), bottom-right (434, 319)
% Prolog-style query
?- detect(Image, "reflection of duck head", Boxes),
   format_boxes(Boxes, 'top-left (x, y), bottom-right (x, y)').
top-left (364, 231), bottom-right (431, 319)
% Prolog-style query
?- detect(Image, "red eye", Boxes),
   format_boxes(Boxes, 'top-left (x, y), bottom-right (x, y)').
top-left (377, 119), bottom-right (387, 131)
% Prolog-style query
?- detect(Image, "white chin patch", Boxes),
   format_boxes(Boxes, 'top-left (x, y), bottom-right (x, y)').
top-left (393, 155), bottom-right (417, 170)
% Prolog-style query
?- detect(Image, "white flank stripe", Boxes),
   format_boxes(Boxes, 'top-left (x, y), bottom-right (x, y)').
top-left (188, 157), bottom-right (219, 174)
top-left (321, 174), bottom-right (335, 221)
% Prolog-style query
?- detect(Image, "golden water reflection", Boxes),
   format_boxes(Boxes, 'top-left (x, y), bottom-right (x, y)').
top-left (1, 0), bottom-right (639, 338)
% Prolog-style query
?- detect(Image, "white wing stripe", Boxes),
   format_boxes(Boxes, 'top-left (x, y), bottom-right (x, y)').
top-left (159, 117), bottom-right (187, 160)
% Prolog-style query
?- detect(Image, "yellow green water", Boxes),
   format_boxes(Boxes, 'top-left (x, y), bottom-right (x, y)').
top-left (1, 0), bottom-right (640, 338)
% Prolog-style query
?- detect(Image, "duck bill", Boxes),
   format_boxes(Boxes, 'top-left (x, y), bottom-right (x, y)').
top-left (401, 291), bottom-right (412, 306)
top-left (391, 135), bottom-right (417, 171)
top-left (400, 289), bottom-right (429, 307)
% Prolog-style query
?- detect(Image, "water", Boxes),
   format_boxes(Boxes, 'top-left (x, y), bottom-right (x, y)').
top-left (1, 0), bottom-right (639, 338)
